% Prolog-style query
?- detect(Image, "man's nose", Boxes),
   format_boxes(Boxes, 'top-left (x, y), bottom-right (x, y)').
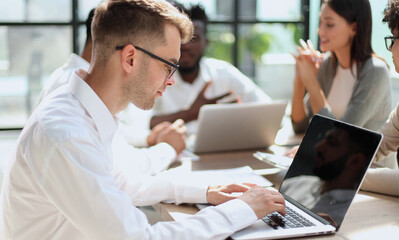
top-left (166, 75), bottom-right (175, 86)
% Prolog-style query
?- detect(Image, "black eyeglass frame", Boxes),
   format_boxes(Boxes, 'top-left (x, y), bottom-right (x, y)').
top-left (115, 44), bottom-right (179, 79)
top-left (384, 36), bottom-right (399, 51)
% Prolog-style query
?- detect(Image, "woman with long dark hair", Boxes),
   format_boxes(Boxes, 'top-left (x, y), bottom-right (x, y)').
top-left (291, 0), bottom-right (391, 133)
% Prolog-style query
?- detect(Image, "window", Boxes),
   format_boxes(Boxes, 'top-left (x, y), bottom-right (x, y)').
top-left (177, 0), bottom-right (309, 75)
top-left (0, 0), bottom-right (308, 129)
top-left (0, 0), bottom-right (76, 129)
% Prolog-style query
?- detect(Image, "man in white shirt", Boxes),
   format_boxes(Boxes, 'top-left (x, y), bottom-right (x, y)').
top-left (37, 9), bottom-right (186, 176)
top-left (150, 4), bottom-right (271, 133)
top-left (0, 1), bottom-right (286, 239)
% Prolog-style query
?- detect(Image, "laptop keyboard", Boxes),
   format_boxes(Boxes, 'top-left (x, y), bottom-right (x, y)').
top-left (262, 206), bottom-right (316, 229)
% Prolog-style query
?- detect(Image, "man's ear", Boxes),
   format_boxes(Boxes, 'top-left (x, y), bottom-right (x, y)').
top-left (120, 45), bottom-right (136, 73)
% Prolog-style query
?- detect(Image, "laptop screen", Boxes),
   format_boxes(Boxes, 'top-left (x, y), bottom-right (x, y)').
top-left (279, 115), bottom-right (382, 228)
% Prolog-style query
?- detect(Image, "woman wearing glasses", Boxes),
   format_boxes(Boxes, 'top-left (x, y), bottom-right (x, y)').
top-left (362, 0), bottom-right (399, 197)
top-left (290, 0), bottom-right (391, 133)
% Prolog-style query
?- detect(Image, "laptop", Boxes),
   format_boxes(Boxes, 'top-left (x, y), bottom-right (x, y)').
top-left (231, 114), bottom-right (382, 240)
top-left (191, 101), bottom-right (288, 153)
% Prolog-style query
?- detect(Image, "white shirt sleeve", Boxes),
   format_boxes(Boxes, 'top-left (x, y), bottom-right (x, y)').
top-left (114, 168), bottom-right (209, 206)
top-left (112, 130), bottom-right (176, 176)
top-left (361, 168), bottom-right (399, 196)
top-left (44, 138), bottom-right (257, 239)
top-left (375, 104), bottom-right (399, 162)
top-left (148, 199), bottom-right (258, 239)
top-left (117, 104), bottom-right (153, 147)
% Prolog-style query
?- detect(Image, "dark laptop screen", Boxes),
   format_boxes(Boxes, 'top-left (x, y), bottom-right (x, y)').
top-left (279, 115), bottom-right (382, 228)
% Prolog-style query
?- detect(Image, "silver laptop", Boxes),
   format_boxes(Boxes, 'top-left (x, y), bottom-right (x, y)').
top-left (192, 101), bottom-right (288, 153)
top-left (232, 114), bottom-right (382, 239)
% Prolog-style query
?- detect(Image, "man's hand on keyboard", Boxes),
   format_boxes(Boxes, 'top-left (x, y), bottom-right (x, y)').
top-left (238, 186), bottom-right (286, 219)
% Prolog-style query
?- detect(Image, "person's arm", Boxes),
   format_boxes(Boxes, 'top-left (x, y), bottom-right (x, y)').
top-left (291, 41), bottom-right (326, 133)
top-left (291, 54), bottom-right (324, 133)
top-left (375, 105), bottom-right (399, 162)
top-left (45, 138), bottom-right (284, 239)
top-left (112, 130), bottom-right (177, 176)
top-left (117, 104), bottom-right (153, 147)
top-left (40, 138), bottom-right (153, 239)
top-left (150, 108), bottom-right (195, 129)
top-left (291, 56), bottom-right (309, 133)
top-left (296, 54), bottom-right (328, 115)
top-left (361, 168), bottom-right (399, 196)
top-left (150, 82), bottom-right (233, 128)
top-left (112, 118), bottom-right (187, 177)
top-left (116, 169), bottom-right (260, 207)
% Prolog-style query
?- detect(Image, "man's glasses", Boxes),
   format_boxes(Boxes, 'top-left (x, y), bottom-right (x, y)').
top-left (384, 36), bottom-right (399, 51)
top-left (115, 45), bottom-right (179, 79)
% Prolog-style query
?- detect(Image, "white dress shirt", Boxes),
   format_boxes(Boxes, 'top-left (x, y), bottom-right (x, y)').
top-left (36, 53), bottom-right (90, 105)
top-left (152, 57), bottom-right (271, 134)
top-left (0, 71), bottom-right (258, 239)
top-left (36, 53), bottom-right (176, 175)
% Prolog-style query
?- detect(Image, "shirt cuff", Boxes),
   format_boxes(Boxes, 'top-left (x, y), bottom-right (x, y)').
top-left (151, 142), bottom-right (177, 163)
top-left (123, 128), bottom-right (151, 147)
top-left (214, 199), bottom-right (258, 230)
top-left (177, 178), bottom-right (209, 204)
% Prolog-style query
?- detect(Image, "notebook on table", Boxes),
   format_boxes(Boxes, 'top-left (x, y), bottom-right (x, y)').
top-left (231, 114), bottom-right (382, 240)
top-left (190, 101), bottom-right (288, 153)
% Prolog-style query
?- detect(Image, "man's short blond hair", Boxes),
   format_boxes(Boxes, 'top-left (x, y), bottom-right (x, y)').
top-left (92, 0), bottom-right (193, 65)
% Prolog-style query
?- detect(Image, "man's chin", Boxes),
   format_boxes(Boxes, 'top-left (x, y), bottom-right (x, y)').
top-left (131, 100), bottom-right (155, 111)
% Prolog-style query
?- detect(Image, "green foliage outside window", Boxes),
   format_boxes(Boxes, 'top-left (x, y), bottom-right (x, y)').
top-left (204, 23), bottom-right (303, 64)
top-left (244, 24), bottom-right (272, 63)
top-left (205, 30), bottom-right (234, 63)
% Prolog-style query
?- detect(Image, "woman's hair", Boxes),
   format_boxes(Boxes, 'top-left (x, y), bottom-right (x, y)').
top-left (383, 0), bottom-right (399, 33)
top-left (322, 0), bottom-right (375, 75)
top-left (91, 0), bottom-right (193, 66)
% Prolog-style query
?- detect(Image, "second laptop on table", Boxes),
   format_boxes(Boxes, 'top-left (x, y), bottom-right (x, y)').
top-left (190, 101), bottom-right (288, 153)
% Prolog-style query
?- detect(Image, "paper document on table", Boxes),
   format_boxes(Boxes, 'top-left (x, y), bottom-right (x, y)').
top-left (253, 151), bottom-right (293, 169)
top-left (191, 166), bottom-right (273, 187)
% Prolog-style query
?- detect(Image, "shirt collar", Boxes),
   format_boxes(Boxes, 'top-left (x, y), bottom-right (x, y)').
top-left (66, 53), bottom-right (90, 71)
top-left (69, 70), bottom-right (118, 143)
